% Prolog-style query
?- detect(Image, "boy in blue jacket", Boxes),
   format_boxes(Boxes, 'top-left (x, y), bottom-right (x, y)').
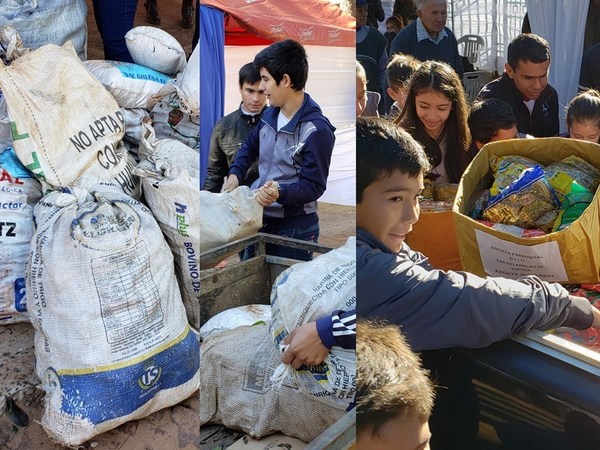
top-left (355, 116), bottom-right (600, 352)
top-left (356, 116), bottom-right (600, 448)
top-left (224, 39), bottom-right (336, 261)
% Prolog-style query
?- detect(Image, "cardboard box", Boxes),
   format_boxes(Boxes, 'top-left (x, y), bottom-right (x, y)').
top-left (405, 209), bottom-right (462, 271)
top-left (453, 137), bottom-right (600, 284)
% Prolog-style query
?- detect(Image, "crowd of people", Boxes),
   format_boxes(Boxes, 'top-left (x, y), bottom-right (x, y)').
top-left (357, 0), bottom-right (600, 148)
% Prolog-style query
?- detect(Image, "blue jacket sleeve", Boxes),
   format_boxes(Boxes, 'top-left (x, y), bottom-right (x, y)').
top-left (316, 309), bottom-right (356, 350)
top-left (277, 124), bottom-right (335, 206)
top-left (228, 122), bottom-right (261, 182)
top-left (357, 240), bottom-right (593, 352)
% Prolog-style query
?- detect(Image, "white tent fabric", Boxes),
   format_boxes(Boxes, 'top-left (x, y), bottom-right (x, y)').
top-left (223, 45), bottom-right (356, 206)
top-left (526, 0), bottom-right (590, 133)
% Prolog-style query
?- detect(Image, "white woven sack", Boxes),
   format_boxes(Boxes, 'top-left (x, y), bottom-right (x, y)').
top-left (199, 305), bottom-right (271, 340)
top-left (199, 187), bottom-right (263, 253)
top-left (0, 0), bottom-right (87, 61)
top-left (136, 142), bottom-right (200, 329)
top-left (0, 90), bottom-right (10, 153)
top-left (270, 236), bottom-right (356, 410)
top-left (84, 60), bottom-right (174, 110)
top-left (200, 323), bottom-right (345, 442)
top-left (151, 87), bottom-right (199, 150)
top-left (26, 185), bottom-right (200, 446)
top-left (0, 148), bottom-right (42, 324)
top-left (125, 26), bottom-right (186, 76)
top-left (0, 42), bottom-right (137, 195)
top-left (121, 107), bottom-right (151, 147)
top-left (138, 120), bottom-right (199, 179)
top-left (0, 25), bottom-right (30, 64)
top-left (173, 44), bottom-right (199, 117)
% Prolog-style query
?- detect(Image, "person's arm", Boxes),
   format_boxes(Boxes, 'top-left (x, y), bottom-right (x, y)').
top-left (357, 241), bottom-right (595, 351)
top-left (316, 309), bottom-right (356, 350)
top-left (281, 310), bottom-right (356, 369)
top-left (374, 0), bottom-right (385, 22)
top-left (476, 81), bottom-right (492, 101)
top-left (281, 321), bottom-right (329, 369)
top-left (203, 125), bottom-right (228, 192)
top-left (378, 46), bottom-right (389, 95)
top-left (276, 125), bottom-right (335, 206)
top-left (451, 34), bottom-right (464, 78)
top-left (549, 92), bottom-right (560, 136)
top-left (578, 52), bottom-right (591, 91)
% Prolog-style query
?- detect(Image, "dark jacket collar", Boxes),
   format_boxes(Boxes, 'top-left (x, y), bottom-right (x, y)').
top-left (238, 103), bottom-right (266, 126)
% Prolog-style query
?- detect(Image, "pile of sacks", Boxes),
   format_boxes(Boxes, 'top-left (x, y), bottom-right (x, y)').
top-left (199, 237), bottom-right (357, 443)
top-left (0, 25), bottom-right (201, 446)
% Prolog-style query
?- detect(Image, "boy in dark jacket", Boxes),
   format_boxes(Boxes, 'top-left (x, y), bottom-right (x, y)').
top-left (356, 116), bottom-right (600, 352)
top-left (224, 39), bottom-right (336, 261)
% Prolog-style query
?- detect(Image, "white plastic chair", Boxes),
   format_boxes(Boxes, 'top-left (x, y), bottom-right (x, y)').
top-left (462, 70), bottom-right (494, 102)
top-left (457, 34), bottom-right (485, 67)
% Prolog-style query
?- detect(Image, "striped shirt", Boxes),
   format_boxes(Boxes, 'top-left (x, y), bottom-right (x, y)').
top-left (316, 309), bottom-right (356, 350)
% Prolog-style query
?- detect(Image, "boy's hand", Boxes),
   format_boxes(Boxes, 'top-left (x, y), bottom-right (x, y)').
top-left (256, 180), bottom-right (279, 206)
top-left (281, 322), bottom-right (329, 369)
top-left (223, 174), bottom-right (239, 192)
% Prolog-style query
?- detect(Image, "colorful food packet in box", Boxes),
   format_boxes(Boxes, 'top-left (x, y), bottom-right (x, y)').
top-left (483, 165), bottom-right (560, 230)
top-left (489, 155), bottom-right (539, 196)
top-left (545, 155), bottom-right (600, 197)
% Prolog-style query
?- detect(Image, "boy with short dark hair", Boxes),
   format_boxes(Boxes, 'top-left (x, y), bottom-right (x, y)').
top-left (385, 53), bottom-right (420, 119)
top-left (356, 116), bottom-right (600, 352)
top-left (467, 98), bottom-right (519, 156)
top-left (357, 320), bottom-right (434, 449)
top-left (224, 39), bottom-right (336, 261)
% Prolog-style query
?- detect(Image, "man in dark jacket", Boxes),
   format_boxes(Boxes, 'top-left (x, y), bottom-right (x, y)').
top-left (477, 33), bottom-right (559, 137)
top-left (203, 62), bottom-right (266, 193)
top-left (356, 116), bottom-right (600, 352)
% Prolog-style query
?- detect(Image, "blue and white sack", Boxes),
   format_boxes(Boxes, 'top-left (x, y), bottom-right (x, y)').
top-left (84, 60), bottom-right (174, 110)
top-left (0, 42), bottom-right (137, 196)
top-left (0, 0), bottom-right (87, 61)
top-left (0, 147), bottom-right (42, 324)
top-left (26, 183), bottom-right (199, 446)
top-left (270, 237), bottom-right (356, 410)
top-left (135, 122), bottom-right (200, 328)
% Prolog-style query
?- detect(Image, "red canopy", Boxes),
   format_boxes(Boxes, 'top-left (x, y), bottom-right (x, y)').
top-left (202, 0), bottom-right (356, 47)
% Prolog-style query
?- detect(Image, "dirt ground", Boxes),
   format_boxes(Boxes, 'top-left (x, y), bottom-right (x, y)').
top-left (0, 3), bottom-right (355, 449)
